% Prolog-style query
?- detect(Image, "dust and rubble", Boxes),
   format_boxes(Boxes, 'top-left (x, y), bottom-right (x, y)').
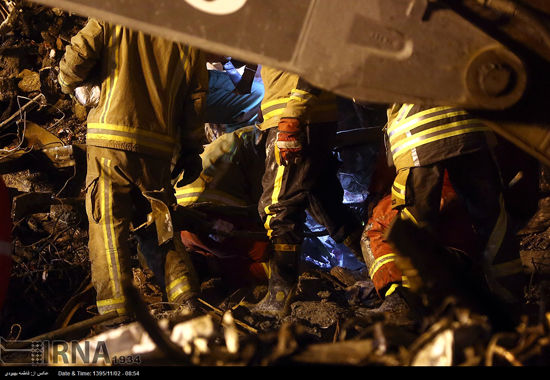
top-left (0, 1), bottom-right (550, 368)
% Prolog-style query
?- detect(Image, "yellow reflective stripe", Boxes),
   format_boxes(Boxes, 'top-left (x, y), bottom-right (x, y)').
top-left (384, 283), bottom-right (400, 298)
top-left (101, 158), bottom-right (124, 298)
top-left (176, 196), bottom-right (199, 205)
top-left (291, 88), bottom-right (310, 96)
top-left (58, 73), bottom-right (70, 88)
top-left (394, 104), bottom-right (414, 124)
top-left (87, 133), bottom-right (174, 154)
top-left (261, 97), bottom-right (290, 110)
top-left (273, 244), bottom-right (298, 252)
top-left (264, 163), bottom-right (285, 238)
top-left (389, 110), bottom-right (469, 143)
top-left (393, 126), bottom-right (488, 159)
top-left (392, 187), bottom-right (405, 200)
top-left (175, 186), bottom-right (205, 195)
top-left (263, 108), bottom-right (285, 122)
top-left (167, 275), bottom-right (189, 292)
top-left (97, 297), bottom-right (126, 307)
top-left (369, 253), bottom-right (397, 279)
top-left (389, 106), bottom-right (456, 134)
top-left (87, 123), bottom-right (176, 143)
top-left (261, 262), bottom-right (270, 279)
top-left (401, 276), bottom-right (410, 287)
top-left (401, 208), bottom-right (419, 225)
top-left (393, 181), bottom-right (405, 190)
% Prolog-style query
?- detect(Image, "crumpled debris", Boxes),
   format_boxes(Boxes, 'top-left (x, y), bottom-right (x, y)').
top-left (411, 329), bottom-right (454, 366)
top-left (61, 312), bottom-right (240, 365)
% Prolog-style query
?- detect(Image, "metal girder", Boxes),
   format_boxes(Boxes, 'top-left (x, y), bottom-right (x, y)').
top-left (31, 0), bottom-right (529, 110)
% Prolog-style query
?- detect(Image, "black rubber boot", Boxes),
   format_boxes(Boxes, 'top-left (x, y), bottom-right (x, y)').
top-left (251, 247), bottom-right (298, 318)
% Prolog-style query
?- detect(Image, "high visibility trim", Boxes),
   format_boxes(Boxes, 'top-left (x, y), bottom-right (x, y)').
top-left (389, 110), bottom-right (468, 142)
top-left (261, 262), bottom-right (270, 279)
top-left (369, 253), bottom-right (397, 279)
top-left (99, 158), bottom-right (123, 300)
top-left (58, 73), bottom-right (71, 89)
top-left (492, 258), bottom-right (523, 278)
top-left (290, 88), bottom-right (310, 96)
top-left (273, 243), bottom-right (298, 252)
top-left (384, 283), bottom-right (400, 298)
top-left (261, 97), bottom-right (290, 111)
top-left (166, 275), bottom-right (192, 302)
top-left (97, 297), bottom-right (126, 315)
top-left (0, 241), bottom-right (12, 255)
top-left (97, 297), bottom-right (126, 307)
top-left (389, 106), bottom-right (457, 133)
top-left (393, 181), bottom-right (405, 190)
top-left (393, 126), bottom-right (489, 159)
top-left (167, 283), bottom-right (192, 302)
top-left (401, 208), bottom-right (419, 225)
top-left (176, 186), bottom-right (248, 207)
top-left (262, 108), bottom-right (285, 122)
top-left (395, 104), bottom-right (415, 124)
top-left (392, 184), bottom-right (405, 200)
top-left (484, 194), bottom-right (508, 265)
top-left (87, 123), bottom-right (176, 142)
top-left (87, 132), bottom-right (174, 154)
top-left (264, 161), bottom-right (285, 239)
top-left (401, 276), bottom-right (410, 287)
top-left (175, 186), bottom-right (205, 195)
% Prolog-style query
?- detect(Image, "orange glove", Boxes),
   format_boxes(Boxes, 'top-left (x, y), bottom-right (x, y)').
top-left (276, 118), bottom-right (303, 166)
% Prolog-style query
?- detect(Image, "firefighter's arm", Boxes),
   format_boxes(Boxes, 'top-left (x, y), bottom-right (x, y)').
top-left (173, 47), bottom-right (208, 187)
top-left (58, 19), bottom-right (104, 94)
top-left (277, 74), bottom-right (321, 165)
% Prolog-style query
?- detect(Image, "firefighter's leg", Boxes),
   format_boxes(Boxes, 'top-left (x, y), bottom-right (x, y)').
top-left (386, 165), bottom-right (445, 298)
top-left (446, 151), bottom-right (524, 304)
top-left (86, 148), bottom-right (133, 316)
top-left (397, 165), bottom-right (445, 232)
top-left (164, 236), bottom-right (201, 307)
top-left (254, 128), bottom-right (306, 317)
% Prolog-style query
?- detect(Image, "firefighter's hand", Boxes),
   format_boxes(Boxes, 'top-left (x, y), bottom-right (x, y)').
top-left (276, 118), bottom-right (303, 166)
top-left (171, 154), bottom-right (203, 188)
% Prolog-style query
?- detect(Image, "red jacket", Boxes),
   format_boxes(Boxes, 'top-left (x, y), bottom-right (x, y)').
top-left (365, 172), bottom-right (478, 297)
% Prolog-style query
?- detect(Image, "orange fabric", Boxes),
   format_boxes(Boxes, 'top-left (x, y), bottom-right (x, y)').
top-left (0, 178), bottom-right (12, 310)
top-left (366, 171), bottom-right (478, 297)
top-left (180, 229), bottom-right (269, 287)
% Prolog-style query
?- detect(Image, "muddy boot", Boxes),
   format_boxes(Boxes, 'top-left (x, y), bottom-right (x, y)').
top-left (251, 245), bottom-right (298, 318)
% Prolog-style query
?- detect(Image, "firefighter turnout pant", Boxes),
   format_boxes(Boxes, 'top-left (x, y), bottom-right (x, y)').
top-left (258, 122), bottom-right (359, 251)
top-left (85, 146), bottom-right (199, 315)
top-left (392, 149), bottom-right (521, 303)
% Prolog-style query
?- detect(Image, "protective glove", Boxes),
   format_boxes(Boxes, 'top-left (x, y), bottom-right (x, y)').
top-left (74, 83), bottom-right (101, 107)
top-left (276, 118), bottom-right (303, 166)
top-left (171, 153), bottom-right (203, 188)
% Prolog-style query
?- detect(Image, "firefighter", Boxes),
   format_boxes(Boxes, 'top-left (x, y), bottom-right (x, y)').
top-left (362, 171), bottom-right (479, 300)
top-left (174, 124), bottom-right (363, 290)
top-left (250, 67), bottom-right (364, 318)
top-left (58, 20), bottom-right (208, 316)
top-left (385, 103), bottom-right (523, 304)
top-left (0, 178), bottom-right (12, 311)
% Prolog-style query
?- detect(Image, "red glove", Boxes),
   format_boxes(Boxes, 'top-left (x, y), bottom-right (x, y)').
top-left (276, 118), bottom-right (303, 166)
